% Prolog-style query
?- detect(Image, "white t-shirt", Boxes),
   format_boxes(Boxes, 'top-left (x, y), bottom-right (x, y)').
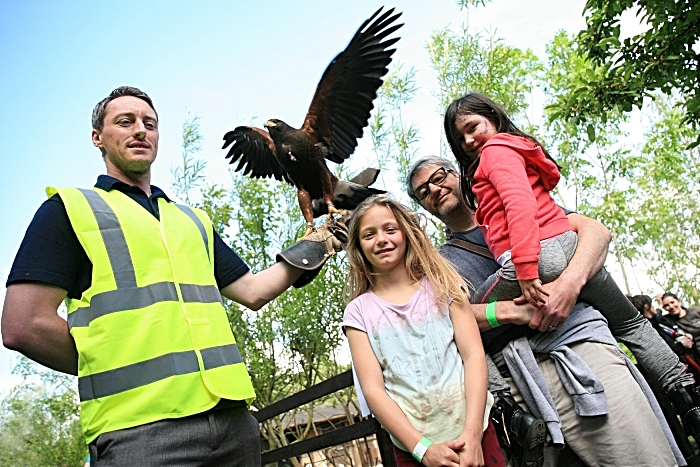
top-left (343, 278), bottom-right (493, 451)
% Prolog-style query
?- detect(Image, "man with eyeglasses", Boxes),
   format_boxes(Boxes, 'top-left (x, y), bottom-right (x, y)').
top-left (406, 156), bottom-right (683, 467)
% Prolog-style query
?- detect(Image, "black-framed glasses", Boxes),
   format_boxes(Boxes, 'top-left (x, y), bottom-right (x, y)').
top-left (412, 167), bottom-right (454, 201)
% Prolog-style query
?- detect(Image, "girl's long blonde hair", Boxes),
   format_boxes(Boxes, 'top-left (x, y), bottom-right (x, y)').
top-left (344, 195), bottom-right (469, 308)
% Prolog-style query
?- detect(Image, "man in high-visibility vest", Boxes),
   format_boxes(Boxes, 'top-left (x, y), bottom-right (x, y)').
top-left (2, 86), bottom-right (346, 466)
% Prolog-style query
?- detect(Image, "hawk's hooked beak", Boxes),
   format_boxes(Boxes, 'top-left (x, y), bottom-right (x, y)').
top-left (264, 120), bottom-right (276, 129)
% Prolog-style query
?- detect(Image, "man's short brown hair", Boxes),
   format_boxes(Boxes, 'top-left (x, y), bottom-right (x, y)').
top-left (91, 86), bottom-right (157, 131)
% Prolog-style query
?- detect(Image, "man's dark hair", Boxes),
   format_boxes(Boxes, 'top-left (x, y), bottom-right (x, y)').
top-left (92, 86), bottom-right (158, 131)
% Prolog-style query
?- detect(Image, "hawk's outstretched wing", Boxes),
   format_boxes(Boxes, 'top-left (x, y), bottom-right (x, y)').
top-left (300, 7), bottom-right (403, 164)
top-left (222, 126), bottom-right (293, 184)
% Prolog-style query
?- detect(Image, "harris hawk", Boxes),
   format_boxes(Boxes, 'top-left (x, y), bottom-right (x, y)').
top-left (223, 7), bottom-right (402, 236)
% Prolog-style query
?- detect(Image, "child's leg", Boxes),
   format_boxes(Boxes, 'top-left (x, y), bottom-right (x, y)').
top-left (478, 229), bottom-right (691, 392)
top-left (472, 233), bottom-right (572, 305)
top-left (549, 231), bottom-right (693, 393)
top-left (471, 263), bottom-right (524, 305)
top-left (581, 269), bottom-right (692, 391)
top-left (481, 419), bottom-right (507, 467)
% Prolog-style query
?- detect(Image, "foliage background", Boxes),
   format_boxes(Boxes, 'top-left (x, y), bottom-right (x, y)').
top-left (1, 0), bottom-right (698, 464)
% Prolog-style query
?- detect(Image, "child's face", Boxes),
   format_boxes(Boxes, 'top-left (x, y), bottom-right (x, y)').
top-left (453, 113), bottom-right (497, 155)
top-left (358, 205), bottom-right (407, 274)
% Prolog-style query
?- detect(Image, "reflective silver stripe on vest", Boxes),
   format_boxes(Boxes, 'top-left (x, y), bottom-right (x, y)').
top-left (78, 343), bottom-right (243, 401)
top-left (180, 284), bottom-right (222, 304)
top-left (68, 282), bottom-right (223, 328)
top-left (175, 204), bottom-right (210, 261)
top-left (78, 189), bottom-right (137, 289)
top-left (201, 344), bottom-right (243, 370)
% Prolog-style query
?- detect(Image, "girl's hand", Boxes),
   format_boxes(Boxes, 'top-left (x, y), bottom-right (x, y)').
top-left (456, 444), bottom-right (484, 467)
top-left (518, 278), bottom-right (549, 308)
top-left (421, 441), bottom-right (464, 467)
top-left (521, 278), bottom-right (576, 332)
top-left (455, 432), bottom-right (485, 467)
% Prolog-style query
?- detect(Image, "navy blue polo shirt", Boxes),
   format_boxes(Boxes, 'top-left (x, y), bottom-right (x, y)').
top-left (7, 176), bottom-right (249, 299)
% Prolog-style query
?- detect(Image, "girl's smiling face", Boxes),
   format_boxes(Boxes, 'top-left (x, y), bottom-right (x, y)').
top-left (358, 205), bottom-right (407, 274)
top-left (453, 113), bottom-right (497, 155)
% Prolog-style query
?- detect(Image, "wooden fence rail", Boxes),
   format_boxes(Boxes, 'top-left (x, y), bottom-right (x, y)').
top-left (253, 369), bottom-right (396, 466)
top-left (252, 366), bottom-right (700, 466)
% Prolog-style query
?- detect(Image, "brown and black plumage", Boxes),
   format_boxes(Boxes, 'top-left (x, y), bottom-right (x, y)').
top-left (223, 7), bottom-right (402, 236)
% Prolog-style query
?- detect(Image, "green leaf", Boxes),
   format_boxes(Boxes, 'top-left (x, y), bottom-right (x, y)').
top-left (586, 123), bottom-right (596, 142)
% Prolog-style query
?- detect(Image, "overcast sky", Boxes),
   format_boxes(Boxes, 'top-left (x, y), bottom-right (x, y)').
top-left (0, 0), bottom-right (595, 395)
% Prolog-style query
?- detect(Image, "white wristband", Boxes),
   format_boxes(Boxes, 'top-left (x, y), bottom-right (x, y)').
top-left (412, 437), bottom-right (433, 462)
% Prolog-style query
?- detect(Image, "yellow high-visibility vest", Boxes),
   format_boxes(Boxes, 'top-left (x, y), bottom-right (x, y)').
top-left (47, 187), bottom-right (255, 443)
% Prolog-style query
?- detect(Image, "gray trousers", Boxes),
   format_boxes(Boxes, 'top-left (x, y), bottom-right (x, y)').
top-left (89, 405), bottom-right (261, 467)
top-left (476, 230), bottom-right (691, 395)
top-left (508, 342), bottom-right (679, 467)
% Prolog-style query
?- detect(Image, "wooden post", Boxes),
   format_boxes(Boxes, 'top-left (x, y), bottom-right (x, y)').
top-left (373, 420), bottom-right (397, 467)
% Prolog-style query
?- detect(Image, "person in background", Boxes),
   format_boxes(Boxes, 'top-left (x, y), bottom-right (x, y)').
top-left (631, 294), bottom-right (700, 385)
top-left (661, 293), bottom-right (700, 352)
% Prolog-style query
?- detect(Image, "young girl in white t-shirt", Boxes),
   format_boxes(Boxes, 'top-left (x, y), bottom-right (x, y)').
top-left (343, 195), bottom-right (505, 467)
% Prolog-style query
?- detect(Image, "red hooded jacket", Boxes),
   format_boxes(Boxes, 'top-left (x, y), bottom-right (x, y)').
top-left (473, 134), bottom-right (572, 280)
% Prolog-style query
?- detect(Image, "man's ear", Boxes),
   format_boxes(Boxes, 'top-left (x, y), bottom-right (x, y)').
top-left (92, 129), bottom-right (102, 149)
top-left (92, 129), bottom-right (106, 157)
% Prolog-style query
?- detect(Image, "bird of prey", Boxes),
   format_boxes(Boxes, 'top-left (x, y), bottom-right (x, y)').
top-left (223, 7), bottom-right (402, 237)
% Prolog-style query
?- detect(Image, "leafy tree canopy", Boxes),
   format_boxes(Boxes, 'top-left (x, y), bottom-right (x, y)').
top-left (555, 0), bottom-right (700, 147)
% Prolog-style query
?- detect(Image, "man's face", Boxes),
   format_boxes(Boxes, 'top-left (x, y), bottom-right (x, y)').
top-left (662, 296), bottom-right (683, 316)
top-left (411, 164), bottom-right (470, 223)
top-left (92, 96), bottom-right (159, 178)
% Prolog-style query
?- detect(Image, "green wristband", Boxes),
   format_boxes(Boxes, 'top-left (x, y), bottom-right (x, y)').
top-left (412, 437), bottom-right (433, 462)
top-left (486, 301), bottom-right (500, 328)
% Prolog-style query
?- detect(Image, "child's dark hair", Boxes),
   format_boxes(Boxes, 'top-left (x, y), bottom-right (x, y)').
top-left (443, 92), bottom-right (557, 210)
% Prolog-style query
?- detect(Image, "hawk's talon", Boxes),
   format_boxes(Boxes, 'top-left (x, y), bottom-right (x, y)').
top-left (326, 202), bottom-right (347, 220)
top-left (299, 222), bottom-right (316, 240)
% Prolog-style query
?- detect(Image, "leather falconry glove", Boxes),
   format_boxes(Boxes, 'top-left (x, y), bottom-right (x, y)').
top-left (276, 215), bottom-right (349, 288)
